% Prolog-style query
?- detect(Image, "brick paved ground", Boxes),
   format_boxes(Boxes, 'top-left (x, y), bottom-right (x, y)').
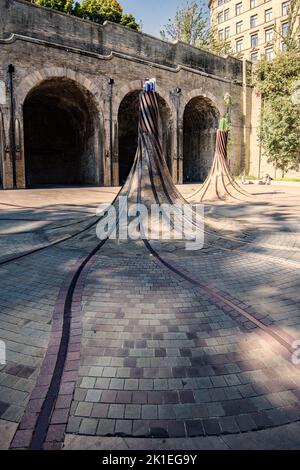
top-left (0, 183), bottom-right (299, 449)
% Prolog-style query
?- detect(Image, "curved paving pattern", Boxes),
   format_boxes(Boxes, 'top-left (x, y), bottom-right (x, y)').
top-left (0, 184), bottom-right (299, 449)
top-left (68, 246), bottom-right (300, 440)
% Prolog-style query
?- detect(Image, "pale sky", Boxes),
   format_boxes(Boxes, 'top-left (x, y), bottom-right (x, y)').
top-left (121, 0), bottom-right (209, 38)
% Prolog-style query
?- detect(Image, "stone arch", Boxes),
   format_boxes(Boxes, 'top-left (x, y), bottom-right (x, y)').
top-left (181, 89), bottom-right (222, 117)
top-left (183, 94), bottom-right (220, 183)
top-left (22, 75), bottom-right (103, 186)
top-left (115, 80), bottom-right (175, 118)
top-left (17, 67), bottom-right (101, 109)
top-left (117, 86), bottom-right (174, 185)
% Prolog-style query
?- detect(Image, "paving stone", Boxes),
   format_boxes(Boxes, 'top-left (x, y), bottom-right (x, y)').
top-left (95, 378), bottom-right (110, 389)
top-left (203, 418), bottom-right (221, 435)
top-left (194, 389), bottom-right (210, 403)
top-left (132, 420), bottom-right (150, 437)
top-left (186, 420), bottom-right (205, 437)
top-left (141, 405), bottom-right (158, 420)
top-left (236, 414), bottom-right (258, 432)
top-left (266, 408), bottom-right (290, 426)
top-left (115, 419), bottom-right (133, 436)
top-left (91, 404), bottom-right (109, 419)
top-left (80, 377), bottom-right (96, 389)
top-left (125, 404), bottom-right (141, 419)
top-left (1, 404), bottom-right (23, 422)
top-left (66, 416), bottom-right (82, 433)
top-left (75, 402), bottom-right (93, 417)
top-left (96, 419), bottom-right (115, 436)
top-left (79, 418), bottom-right (98, 435)
top-left (0, 401), bottom-right (10, 418)
top-left (85, 390), bottom-right (102, 403)
top-left (108, 404), bottom-right (125, 419)
top-left (219, 416), bottom-right (240, 434)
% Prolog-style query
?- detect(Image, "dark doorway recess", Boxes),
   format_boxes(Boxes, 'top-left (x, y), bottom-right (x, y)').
top-left (118, 91), bottom-right (173, 185)
top-left (183, 96), bottom-right (219, 183)
top-left (24, 78), bottom-right (101, 187)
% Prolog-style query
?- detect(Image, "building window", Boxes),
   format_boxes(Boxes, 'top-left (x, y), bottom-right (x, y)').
top-left (218, 12), bottom-right (223, 24)
top-left (265, 47), bottom-right (274, 60)
top-left (235, 2), bottom-right (242, 15)
top-left (265, 28), bottom-right (274, 42)
top-left (282, 1), bottom-right (290, 15)
top-left (236, 38), bottom-right (243, 52)
top-left (282, 22), bottom-right (289, 37)
top-left (265, 8), bottom-right (272, 22)
top-left (236, 20), bottom-right (243, 33)
top-left (224, 26), bottom-right (230, 38)
top-left (218, 29), bottom-right (224, 41)
top-left (250, 0), bottom-right (256, 7)
top-left (224, 8), bottom-right (230, 21)
top-left (250, 14), bottom-right (257, 28)
top-left (251, 51), bottom-right (259, 62)
top-left (251, 33), bottom-right (258, 47)
top-left (218, 0), bottom-right (224, 6)
top-left (281, 41), bottom-right (288, 51)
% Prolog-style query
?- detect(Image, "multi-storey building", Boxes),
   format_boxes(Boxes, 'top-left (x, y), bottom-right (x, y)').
top-left (209, 0), bottom-right (300, 62)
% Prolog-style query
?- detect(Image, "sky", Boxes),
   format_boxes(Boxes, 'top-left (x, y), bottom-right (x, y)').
top-left (121, 0), bottom-right (209, 39)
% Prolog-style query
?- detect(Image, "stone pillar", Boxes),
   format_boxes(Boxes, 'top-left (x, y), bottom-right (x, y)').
top-left (0, 75), bottom-right (14, 188)
top-left (112, 119), bottom-right (119, 186)
top-left (177, 119), bottom-right (184, 184)
top-left (242, 59), bottom-right (252, 175)
top-left (1, 108), bottom-right (14, 189)
top-left (0, 108), bottom-right (5, 187)
top-left (103, 117), bottom-right (112, 187)
top-left (14, 113), bottom-right (26, 188)
top-left (169, 122), bottom-right (176, 183)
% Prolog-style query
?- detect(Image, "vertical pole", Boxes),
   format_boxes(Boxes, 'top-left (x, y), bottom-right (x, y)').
top-left (8, 64), bottom-right (16, 188)
top-left (175, 87), bottom-right (181, 184)
top-left (108, 77), bottom-right (114, 186)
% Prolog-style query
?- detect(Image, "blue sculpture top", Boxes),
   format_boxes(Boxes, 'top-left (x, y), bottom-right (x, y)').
top-left (143, 78), bottom-right (156, 92)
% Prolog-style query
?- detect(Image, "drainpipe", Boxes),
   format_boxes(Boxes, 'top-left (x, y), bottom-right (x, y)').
top-left (175, 87), bottom-right (181, 184)
top-left (108, 77), bottom-right (114, 185)
top-left (8, 64), bottom-right (16, 188)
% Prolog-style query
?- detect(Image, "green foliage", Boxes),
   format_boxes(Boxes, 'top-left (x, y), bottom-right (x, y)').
top-left (35, 0), bottom-right (73, 13)
top-left (274, 0), bottom-right (300, 53)
top-left (160, 0), bottom-right (209, 47)
top-left (219, 93), bottom-right (232, 132)
top-left (160, 0), bottom-right (232, 56)
top-left (120, 13), bottom-right (139, 30)
top-left (254, 52), bottom-right (300, 99)
top-left (259, 97), bottom-right (300, 176)
top-left (209, 25), bottom-right (232, 57)
top-left (219, 114), bottom-right (230, 131)
top-left (80, 0), bottom-right (122, 24)
top-left (34, 0), bottom-right (140, 30)
top-left (254, 52), bottom-right (300, 175)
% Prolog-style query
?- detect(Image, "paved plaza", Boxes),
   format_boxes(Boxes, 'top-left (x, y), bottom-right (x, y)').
top-left (0, 182), bottom-right (299, 450)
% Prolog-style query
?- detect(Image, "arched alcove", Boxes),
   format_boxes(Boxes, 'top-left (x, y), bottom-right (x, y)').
top-left (23, 78), bottom-right (101, 187)
top-left (118, 90), bottom-right (173, 185)
top-left (183, 96), bottom-right (219, 183)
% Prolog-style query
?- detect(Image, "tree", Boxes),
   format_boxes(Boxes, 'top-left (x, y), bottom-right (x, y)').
top-left (35, 0), bottom-right (73, 13)
top-left (274, 0), bottom-right (300, 53)
top-left (160, 0), bottom-right (209, 48)
top-left (34, 0), bottom-right (140, 30)
top-left (79, 0), bottom-right (140, 29)
top-left (259, 97), bottom-right (300, 176)
top-left (209, 25), bottom-right (232, 57)
top-left (254, 52), bottom-right (300, 176)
